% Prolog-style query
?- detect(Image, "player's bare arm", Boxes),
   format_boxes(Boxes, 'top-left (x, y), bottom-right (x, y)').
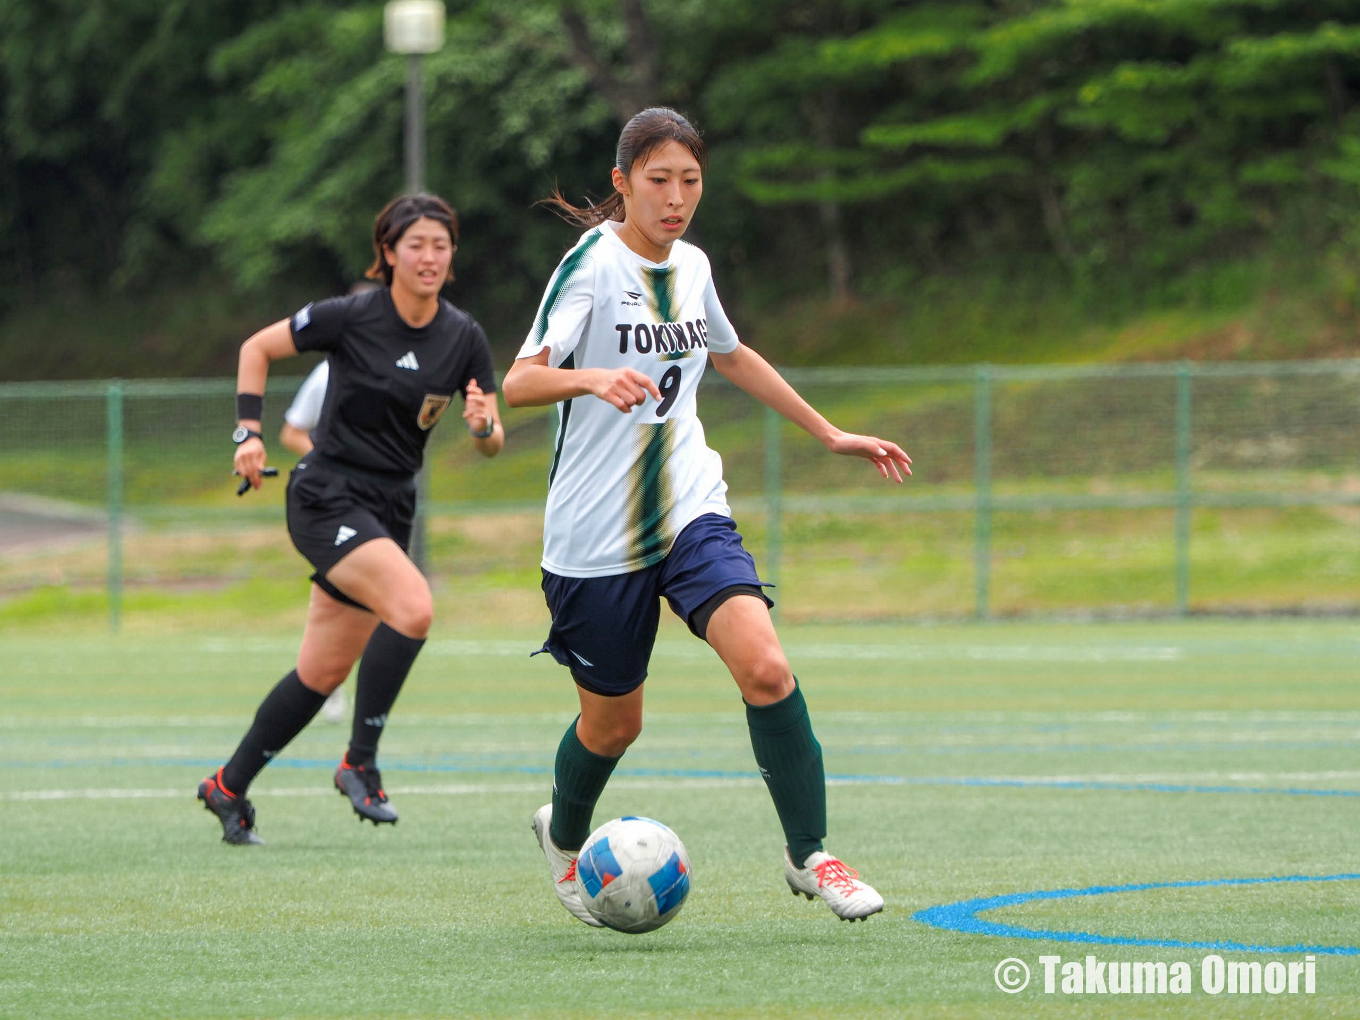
top-left (710, 343), bottom-right (912, 483)
top-left (278, 422), bottom-right (314, 457)
top-left (503, 348), bottom-right (662, 413)
top-left (462, 378), bottom-right (505, 457)
top-left (234, 318), bottom-right (299, 489)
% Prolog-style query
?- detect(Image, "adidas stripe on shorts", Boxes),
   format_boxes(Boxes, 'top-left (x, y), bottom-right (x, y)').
top-left (285, 453), bottom-right (417, 610)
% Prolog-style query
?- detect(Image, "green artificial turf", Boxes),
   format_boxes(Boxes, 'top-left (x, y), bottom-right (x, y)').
top-left (2, 620), bottom-right (1358, 1018)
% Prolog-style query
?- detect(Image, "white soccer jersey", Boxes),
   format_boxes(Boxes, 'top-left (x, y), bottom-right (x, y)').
top-left (517, 220), bottom-right (741, 577)
top-left (284, 360), bottom-right (329, 431)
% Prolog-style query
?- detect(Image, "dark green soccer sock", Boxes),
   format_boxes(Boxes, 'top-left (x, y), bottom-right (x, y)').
top-left (550, 717), bottom-right (621, 852)
top-left (745, 680), bottom-right (826, 868)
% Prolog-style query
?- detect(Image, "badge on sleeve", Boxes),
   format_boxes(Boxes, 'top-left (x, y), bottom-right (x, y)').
top-left (417, 393), bottom-right (453, 430)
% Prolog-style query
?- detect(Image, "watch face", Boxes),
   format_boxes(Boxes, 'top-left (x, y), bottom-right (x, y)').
top-left (232, 426), bottom-right (249, 443)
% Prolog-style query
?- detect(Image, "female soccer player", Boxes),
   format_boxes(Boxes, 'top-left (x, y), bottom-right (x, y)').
top-left (197, 193), bottom-right (503, 845)
top-left (502, 108), bottom-right (910, 922)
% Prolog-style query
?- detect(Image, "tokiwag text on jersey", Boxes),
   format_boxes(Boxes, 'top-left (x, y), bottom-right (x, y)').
top-left (616, 319), bottom-right (709, 355)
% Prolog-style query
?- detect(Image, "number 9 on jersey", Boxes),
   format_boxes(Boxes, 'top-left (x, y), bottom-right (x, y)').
top-left (654, 365), bottom-right (682, 418)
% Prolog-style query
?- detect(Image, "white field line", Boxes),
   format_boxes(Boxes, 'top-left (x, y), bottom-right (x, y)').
top-left (6, 710), bottom-right (1360, 731)
top-left (198, 637), bottom-right (1191, 662)
top-left (8, 771), bottom-right (1360, 803)
top-left (951, 771), bottom-right (1360, 784)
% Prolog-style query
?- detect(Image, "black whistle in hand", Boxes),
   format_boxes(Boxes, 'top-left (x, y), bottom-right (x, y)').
top-left (235, 467), bottom-right (279, 496)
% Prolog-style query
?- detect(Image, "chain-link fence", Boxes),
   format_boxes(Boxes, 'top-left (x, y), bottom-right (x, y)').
top-left (2, 361), bottom-right (1358, 630)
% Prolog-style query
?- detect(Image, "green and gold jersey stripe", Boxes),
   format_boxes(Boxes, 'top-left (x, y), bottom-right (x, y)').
top-left (642, 265), bottom-right (677, 324)
top-left (531, 229), bottom-right (602, 347)
top-left (547, 352), bottom-right (575, 488)
top-left (625, 419), bottom-right (677, 567)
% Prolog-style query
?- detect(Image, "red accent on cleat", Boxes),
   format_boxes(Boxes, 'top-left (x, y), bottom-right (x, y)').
top-left (812, 857), bottom-right (863, 896)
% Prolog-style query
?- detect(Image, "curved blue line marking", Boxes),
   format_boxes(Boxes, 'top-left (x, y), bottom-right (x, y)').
top-left (913, 874), bottom-right (1360, 956)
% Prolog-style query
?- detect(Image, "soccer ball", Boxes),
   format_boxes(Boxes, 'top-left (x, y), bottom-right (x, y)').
top-left (576, 816), bottom-right (692, 933)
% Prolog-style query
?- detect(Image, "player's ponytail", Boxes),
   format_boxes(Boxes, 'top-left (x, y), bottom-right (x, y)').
top-left (539, 107), bottom-right (707, 228)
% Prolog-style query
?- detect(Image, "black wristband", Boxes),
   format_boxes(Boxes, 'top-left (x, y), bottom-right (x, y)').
top-left (236, 392), bottom-right (264, 421)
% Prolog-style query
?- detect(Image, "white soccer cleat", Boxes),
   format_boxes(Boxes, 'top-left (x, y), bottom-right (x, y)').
top-left (531, 804), bottom-right (605, 928)
top-left (784, 848), bottom-right (884, 921)
top-left (320, 690), bottom-right (347, 724)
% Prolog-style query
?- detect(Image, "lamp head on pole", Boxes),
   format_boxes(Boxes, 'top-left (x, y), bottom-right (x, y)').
top-left (384, 1), bottom-right (445, 54)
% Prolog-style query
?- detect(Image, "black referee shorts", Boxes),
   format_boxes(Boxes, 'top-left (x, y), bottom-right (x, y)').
top-left (285, 454), bottom-right (418, 609)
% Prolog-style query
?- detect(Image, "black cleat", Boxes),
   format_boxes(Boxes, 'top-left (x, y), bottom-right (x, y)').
top-left (334, 758), bottom-right (398, 825)
top-left (197, 768), bottom-right (264, 845)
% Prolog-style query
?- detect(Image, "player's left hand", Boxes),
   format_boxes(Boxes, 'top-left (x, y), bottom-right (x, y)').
top-left (462, 378), bottom-right (494, 435)
top-left (825, 431), bottom-right (912, 483)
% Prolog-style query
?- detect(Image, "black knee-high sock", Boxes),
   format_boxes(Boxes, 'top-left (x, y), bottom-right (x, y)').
top-left (348, 624), bottom-right (425, 766)
top-left (745, 680), bottom-right (826, 868)
top-left (221, 670), bottom-right (327, 796)
top-left (550, 717), bottom-right (621, 852)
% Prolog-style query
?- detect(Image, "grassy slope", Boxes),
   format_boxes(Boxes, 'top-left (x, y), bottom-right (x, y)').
top-left (3, 248), bottom-right (1358, 382)
top-left (745, 253), bottom-right (1360, 369)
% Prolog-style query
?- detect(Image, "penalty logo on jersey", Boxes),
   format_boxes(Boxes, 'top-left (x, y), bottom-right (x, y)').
top-left (417, 393), bottom-right (453, 430)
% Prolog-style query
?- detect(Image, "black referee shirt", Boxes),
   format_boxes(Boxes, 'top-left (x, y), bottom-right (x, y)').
top-left (289, 287), bottom-right (497, 477)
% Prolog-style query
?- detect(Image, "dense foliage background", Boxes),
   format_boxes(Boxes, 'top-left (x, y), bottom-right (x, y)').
top-left (2, 0), bottom-right (1358, 377)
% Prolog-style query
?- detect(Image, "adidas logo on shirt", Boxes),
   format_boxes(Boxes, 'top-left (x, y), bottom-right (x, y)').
top-left (395, 351), bottom-right (420, 370)
top-left (334, 525), bottom-right (357, 546)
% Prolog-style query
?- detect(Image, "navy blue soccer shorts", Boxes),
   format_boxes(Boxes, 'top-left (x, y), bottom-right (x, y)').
top-left (534, 513), bottom-right (774, 697)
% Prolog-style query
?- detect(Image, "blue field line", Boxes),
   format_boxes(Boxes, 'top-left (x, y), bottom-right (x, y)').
top-left (913, 874), bottom-right (1360, 956)
top-left (14, 736), bottom-right (1358, 757)
top-left (849, 739), bottom-right (1359, 757)
top-left (8, 756), bottom-right (1360, 799)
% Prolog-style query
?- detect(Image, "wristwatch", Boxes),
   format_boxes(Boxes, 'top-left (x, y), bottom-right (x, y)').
top-left (232, 426), bottom-right (264, 445)
top-left (470, 417), bottom-right (495, 438)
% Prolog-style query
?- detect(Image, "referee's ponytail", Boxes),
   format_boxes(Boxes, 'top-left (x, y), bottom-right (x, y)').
top-left (366, 193), bottom-right (460, 286)
top-left (540, 107), bottom-right (707, 228)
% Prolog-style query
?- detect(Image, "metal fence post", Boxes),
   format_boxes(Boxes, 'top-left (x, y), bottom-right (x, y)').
top-left (764, 404), bottom-right (782, 623)
top-left (1174, 362), bottom-right (1193, 616)
top-left (106, 381), bottom-right (124, 633)
top-left (974, 366), bottom-right (993, 621)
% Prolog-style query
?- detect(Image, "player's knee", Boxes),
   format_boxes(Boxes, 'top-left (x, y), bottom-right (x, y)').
top-left (738, 653), bottom-right (794, 703)
top-left (584, 715), bottom-right (642, 757)
top-left (388, 589), bottom-right (433, 639)
top-left (395, 603), bottom-right (433, 639)
top-left (297, 663), bottom-right (347, 695)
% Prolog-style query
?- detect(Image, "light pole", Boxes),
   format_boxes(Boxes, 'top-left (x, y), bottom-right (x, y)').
top-left (384, 1), bottom-right (445, 571)
top-left (384, 1), bottom-right (444, 193)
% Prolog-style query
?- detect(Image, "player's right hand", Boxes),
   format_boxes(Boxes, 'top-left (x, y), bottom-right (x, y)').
top-left (233, 437), bottom-right (267, 490)
top-left (589, 367), bottom-right (663, 413)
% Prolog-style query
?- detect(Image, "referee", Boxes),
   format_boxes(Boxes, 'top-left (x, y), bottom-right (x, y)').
top-left (198, 193), bottom-right (503, 845)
